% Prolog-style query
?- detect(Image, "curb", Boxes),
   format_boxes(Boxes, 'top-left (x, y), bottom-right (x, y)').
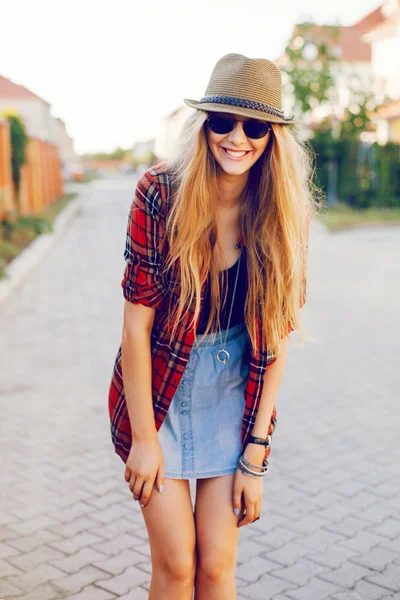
top-left (0, 183), bottom-right (94, 309)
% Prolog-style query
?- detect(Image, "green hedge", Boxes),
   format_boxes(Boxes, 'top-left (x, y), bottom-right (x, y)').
top-left (310, 135), bottom-right (400, 208)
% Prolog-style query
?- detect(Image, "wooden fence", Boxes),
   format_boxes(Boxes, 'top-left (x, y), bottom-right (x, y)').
top-left (0, 118), bottom-right (63, 220)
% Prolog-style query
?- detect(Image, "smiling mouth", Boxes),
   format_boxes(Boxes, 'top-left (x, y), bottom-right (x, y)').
top-left (221, 147), bottom-right (250, 160)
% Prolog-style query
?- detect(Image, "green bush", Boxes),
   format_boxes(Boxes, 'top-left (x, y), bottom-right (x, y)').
top-left (310, 134), bottom-right (400, 209)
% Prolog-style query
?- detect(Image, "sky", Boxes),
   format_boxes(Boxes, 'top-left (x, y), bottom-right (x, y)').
top-left (0, 0), bottom-right (382, 155)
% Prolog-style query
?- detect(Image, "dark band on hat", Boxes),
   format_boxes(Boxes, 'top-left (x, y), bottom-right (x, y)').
top-left (200, 95), bottom-right (295, 121)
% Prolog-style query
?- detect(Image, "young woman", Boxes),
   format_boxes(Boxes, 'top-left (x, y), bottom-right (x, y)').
top-left (109, 53), bottom-right (319, 600)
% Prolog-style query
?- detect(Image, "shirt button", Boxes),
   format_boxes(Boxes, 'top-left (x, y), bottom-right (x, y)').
top-left (180, 401), bottom-right (188, 407)
top-left (180, 410), bottom-right (189, 415)
top-left (183, 432), bottom-right (191, 439)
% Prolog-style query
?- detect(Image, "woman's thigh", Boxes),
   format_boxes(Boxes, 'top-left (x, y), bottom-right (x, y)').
top-left (194, 474), bottom-right (240, 573)
top-left (140, 478), bottom-right (197, 575)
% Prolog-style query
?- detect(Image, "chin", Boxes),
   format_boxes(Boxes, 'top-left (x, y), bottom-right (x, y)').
top-left (217, 161), bottom-right (252, 176)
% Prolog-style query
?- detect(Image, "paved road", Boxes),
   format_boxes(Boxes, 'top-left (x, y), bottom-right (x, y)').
top-left (0, 175), bottom-right (399, 599)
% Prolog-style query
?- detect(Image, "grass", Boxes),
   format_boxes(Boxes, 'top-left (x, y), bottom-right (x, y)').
top-left (0, 192), bottom-right (77, 279)
top-left (318, 201), bottom-right (400, 233)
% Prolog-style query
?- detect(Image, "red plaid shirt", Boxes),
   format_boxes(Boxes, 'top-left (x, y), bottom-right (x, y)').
top-left (108, 165), bottom-right (309, 464)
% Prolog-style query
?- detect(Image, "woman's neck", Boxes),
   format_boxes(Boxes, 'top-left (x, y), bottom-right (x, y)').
top-left (216, 170), bottom-right (248, 209)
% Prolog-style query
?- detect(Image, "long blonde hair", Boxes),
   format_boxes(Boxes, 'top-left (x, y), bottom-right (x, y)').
top-left (156, 109), bottom-right (322, 358)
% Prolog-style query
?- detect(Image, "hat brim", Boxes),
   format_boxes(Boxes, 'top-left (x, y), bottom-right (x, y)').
top-left (183, 99), bottom-right (301, 126)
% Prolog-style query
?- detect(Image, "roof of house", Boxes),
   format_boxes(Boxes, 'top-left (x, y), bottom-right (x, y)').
top-left (275, 5), bottom-right (386, 64)
top-left (352, 5), bottom-right (385, 33)
top-left (0, 75), bottom-right (50, 106)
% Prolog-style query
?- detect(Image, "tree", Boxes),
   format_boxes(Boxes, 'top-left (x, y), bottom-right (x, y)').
top-left (0, 109), bottom-right (28, 194)
top-left (281, 22), bottom-right (340, 115)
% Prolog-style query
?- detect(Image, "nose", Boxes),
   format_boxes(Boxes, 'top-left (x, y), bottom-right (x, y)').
top-left (227, 121), bottom-right (248, 144)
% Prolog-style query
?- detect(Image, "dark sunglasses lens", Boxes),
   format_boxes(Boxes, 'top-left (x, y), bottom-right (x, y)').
top-left (243, 121), bottom-right (271, 139)
top-left (207, 116), bottom-right (234, 134)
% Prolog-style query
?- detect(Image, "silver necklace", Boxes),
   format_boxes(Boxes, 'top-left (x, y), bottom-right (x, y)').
top-left (216, 246), bottom-right (242, 365)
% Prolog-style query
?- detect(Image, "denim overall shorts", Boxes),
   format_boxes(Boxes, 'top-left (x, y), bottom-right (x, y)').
top-left (157, 321), bottom-right (251, 479)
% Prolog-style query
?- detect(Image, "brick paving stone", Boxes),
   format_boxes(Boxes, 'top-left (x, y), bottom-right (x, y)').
top-left (355, 504), bottom-right (395, 525)
top-left (51, 565), bottom-right (112, 595)
top-left (49, 516), bottom-right (101, 539)
top-left (333, 578), bottom-right (391, 599)
top-left (255, 526), bottom-right (300, 550)
top-left (270, 558), bottom-right (330, 586)
top-left (49, 531), bottom-right (105, 554)
top-left (8, 544), bottom-right (65, 572)
top-left (296, 528), bottom-right (346, 552)
top-left (7, 515), bottom-right (60, 536)
top-left (68, 585), bottom-right (117, 599)
top-left (50, 546), bottom-right (110, 574)
top-left (324, 516), bottom-right (376, 538)
top-left (0, 525), bottom-right (19, 543)
top-left (306, 545), bottom-right (360, 569)
top-left (318, 562), bottom-right (375, 588)
top-left (349, 547), bottom-right (400, 571)
top-left (368, 518), bottom-right (400, 540)
top-left (12, 584), bottom-right (63, 600)
top-left (283, 576), bottom-right (341, 600)
top-left (0, 580), bottom-right (25, 597)
top-left (238, 539), bottom-right (276, 562)
top-left (0, 542), bottom-right (20, 559)
top-left (95, 565), bottom-right (150, 595)
top-left (265, 542), bottom-right (314, 567)
top-left (285, 514), bottom-right (329, 536)
top-left (366, 563), bottom-right (400, 593)
top-left (0, 558), bottom-right (22, 577)
top-left (236, 556), bottom-right (282, 582)
top-left (336, 531), bottom-right (388, 553)
top-left (8, 530), bottom-right (62, 554)
top-left (6, 563), bottom-right (67, 594)
top-left (92, 548), bottom-right (152, 576)
top-left (118, 587), bottom-right (151, 599)
top-left (239, 572), bottom-right (297, 599)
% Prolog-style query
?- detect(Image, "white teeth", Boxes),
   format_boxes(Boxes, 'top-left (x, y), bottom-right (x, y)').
top-left (224, 148), bottom-right (248, 158)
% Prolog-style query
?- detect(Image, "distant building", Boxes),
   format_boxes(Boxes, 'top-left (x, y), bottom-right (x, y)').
top-left (361, 0), bottom-right (400, 142)
top-left (276, 2), bottom-right (400, 143)
top-left (0, 75), bottom-right (78, 161)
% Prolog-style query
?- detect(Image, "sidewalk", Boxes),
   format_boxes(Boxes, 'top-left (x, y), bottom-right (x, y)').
top-left (0, 175), bottom-right (399, 599)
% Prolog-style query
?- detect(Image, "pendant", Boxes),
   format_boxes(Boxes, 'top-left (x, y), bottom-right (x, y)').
top-left (216, 349), bottom-right (230, 364)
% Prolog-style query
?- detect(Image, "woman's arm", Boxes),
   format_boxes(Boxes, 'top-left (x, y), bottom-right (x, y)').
top-left (244, 336), bottom-right (288, 464)
top-left (121, 302), bottom-right (158, 443)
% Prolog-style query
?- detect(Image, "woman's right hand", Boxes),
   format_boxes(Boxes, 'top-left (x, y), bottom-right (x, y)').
top-left (124, 437), bottom-right (164, 507)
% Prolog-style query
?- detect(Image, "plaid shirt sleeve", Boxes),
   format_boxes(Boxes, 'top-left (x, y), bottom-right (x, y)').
top-left (121, 172), bottom-right (167, 309)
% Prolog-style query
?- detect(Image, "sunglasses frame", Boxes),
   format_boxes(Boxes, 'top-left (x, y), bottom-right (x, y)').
top-left (205, 114), bottom-right (272, 139)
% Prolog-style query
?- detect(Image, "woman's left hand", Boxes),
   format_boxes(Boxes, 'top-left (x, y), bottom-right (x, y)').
top-left (232, 443), bottom-right (266, 528)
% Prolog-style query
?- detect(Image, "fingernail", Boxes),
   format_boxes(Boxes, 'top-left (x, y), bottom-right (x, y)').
top-left (234, 508), bottom-right (239, 515)
top-left (159, 484), bottom-right (164, 493)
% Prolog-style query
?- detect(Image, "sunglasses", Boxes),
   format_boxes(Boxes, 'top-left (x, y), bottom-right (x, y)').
top-left (206, 115), bottom-right (272, 139)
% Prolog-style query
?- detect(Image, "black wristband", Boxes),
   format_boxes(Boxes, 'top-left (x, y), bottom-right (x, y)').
top-left (247, 435), bottom-right (271, 448)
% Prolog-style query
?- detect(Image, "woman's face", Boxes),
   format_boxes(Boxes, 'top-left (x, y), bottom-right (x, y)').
top-left (205, 112), bottom-right (272, 176)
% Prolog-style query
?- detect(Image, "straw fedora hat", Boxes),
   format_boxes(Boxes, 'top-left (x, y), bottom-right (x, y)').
top-left (184, 53), bottom-right (300, 126)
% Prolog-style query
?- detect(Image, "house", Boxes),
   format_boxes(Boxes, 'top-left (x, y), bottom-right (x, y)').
top-left (276, 3), bottom-right (400, 143)
top-left (0, 75), bottom-right (78, 161)
top-left (361, 0), bottom-right (400, 142)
